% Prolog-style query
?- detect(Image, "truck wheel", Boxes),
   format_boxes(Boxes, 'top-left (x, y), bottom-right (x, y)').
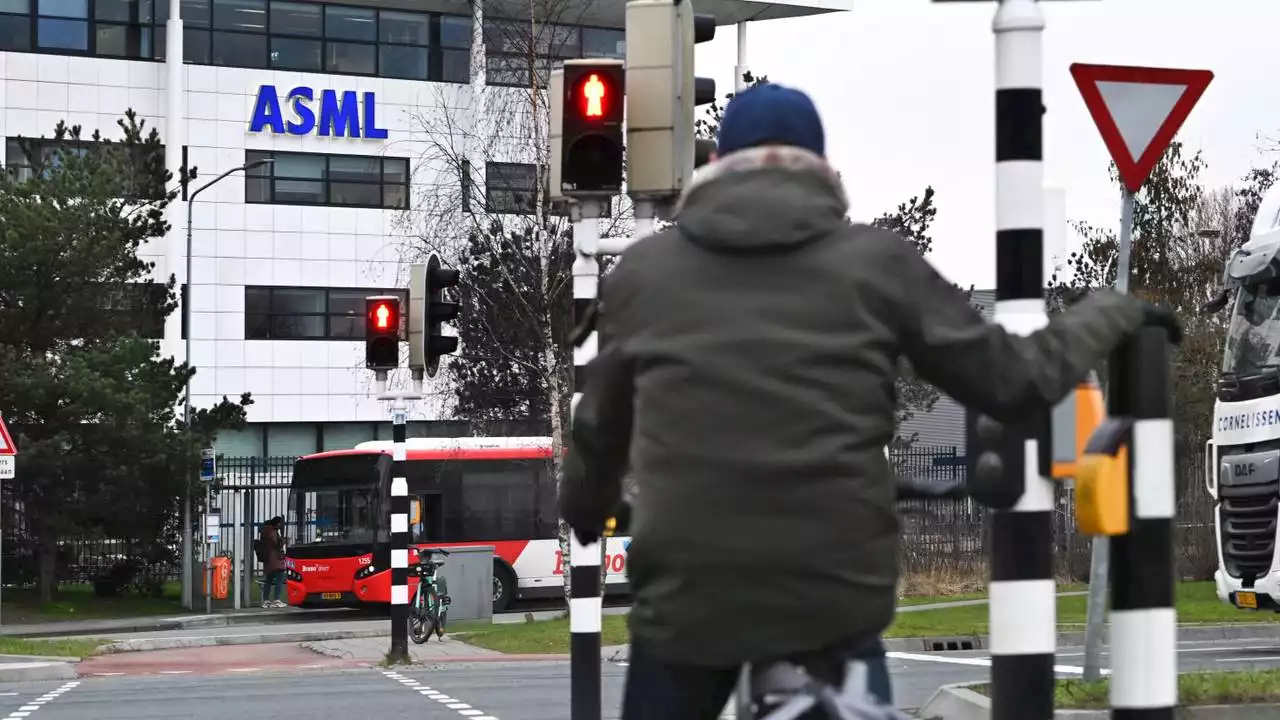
top-left (492, 561), bottom-right (516, 613)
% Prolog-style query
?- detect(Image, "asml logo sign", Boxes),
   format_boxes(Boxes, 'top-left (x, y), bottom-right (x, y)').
top-left (248, 85), bottom-right (388, 139)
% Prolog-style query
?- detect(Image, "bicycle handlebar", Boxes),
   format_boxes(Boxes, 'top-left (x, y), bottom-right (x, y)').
top-left (418, 547), bottom-right (452, 556)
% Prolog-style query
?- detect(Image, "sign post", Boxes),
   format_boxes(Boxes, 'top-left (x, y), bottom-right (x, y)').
top-left (201, 448), bottom-right (216, 613)
top-left (1069, 61), bottom-right (1213, 683)
top-left (0, 415), bottom-right (16, 626)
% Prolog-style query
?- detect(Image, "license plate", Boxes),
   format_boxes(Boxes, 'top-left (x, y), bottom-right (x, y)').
top-left (321, 592), bottom-right (342, 601)
top-left (1236, 591), bottom-right (1258, 609)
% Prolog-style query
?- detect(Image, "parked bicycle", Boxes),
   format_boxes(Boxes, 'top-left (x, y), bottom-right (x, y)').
top-left (409, 548), bottom-right (451, 644)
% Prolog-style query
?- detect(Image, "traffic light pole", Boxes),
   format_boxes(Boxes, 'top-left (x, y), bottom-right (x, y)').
top-left (986, 2), bottom-right (1056, 719)
top-left (569, 198), bottom-right (606, 720)
top-left (1107, 328), bottom-right (1177, 719)
top-left (376, 370), bottom-right (424, 666)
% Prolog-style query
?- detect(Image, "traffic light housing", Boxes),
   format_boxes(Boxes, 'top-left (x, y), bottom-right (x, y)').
top-left (964, 410), bottom-right (1023, 510)
top-left (365, 295), bottom-right (401, 371)
top-left (424, 253), bottom-right (460, 377)
top-left (559, 59), bottom-right (625, 197)
top-left (625, 0), bottom-right (716, 198)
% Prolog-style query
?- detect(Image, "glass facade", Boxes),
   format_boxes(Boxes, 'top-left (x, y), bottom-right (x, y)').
top-left (0, 0), bottom-right (627, 88)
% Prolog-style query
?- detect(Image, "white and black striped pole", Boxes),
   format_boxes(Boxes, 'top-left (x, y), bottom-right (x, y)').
top-left (1109, 328), bottom-right (1176, 719)
top-left (569, 199), bottom-right (603, 720)
top-left (987, 1), bottom-right (1056, 718)
top-left (388, 393), bottom-right (410, 664)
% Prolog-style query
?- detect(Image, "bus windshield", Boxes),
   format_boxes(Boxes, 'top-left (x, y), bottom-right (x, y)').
top-left (287, 454), bottom-right (387, 547)
top-left (1223, 277), bottom-right (1280, 377)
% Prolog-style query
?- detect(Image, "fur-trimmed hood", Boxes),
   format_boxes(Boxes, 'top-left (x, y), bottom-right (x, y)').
top-left (672, 145), bottom-right (849, 254)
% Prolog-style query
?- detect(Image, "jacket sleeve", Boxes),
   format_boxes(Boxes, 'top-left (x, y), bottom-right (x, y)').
top-left (881, 234), bottom-right (1147, 423)
top-left (557, 276), bottom-right (634, 535)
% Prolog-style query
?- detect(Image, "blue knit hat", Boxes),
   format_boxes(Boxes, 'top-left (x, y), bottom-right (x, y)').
top-left (716, 83), bottom-right (826, 158)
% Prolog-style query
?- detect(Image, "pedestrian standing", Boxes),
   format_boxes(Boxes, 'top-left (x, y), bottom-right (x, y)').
top-left (258, 516), bottom-right (287, 609)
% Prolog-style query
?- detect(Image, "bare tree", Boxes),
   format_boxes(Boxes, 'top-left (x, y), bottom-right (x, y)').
top-left (395, 3), bottom-right (633, 601)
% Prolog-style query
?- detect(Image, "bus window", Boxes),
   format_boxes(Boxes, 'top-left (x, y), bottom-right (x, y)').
top-left (413, 494), bottom-right (443, 543)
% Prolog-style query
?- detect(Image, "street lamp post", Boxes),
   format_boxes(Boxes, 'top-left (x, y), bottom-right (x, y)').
top-left (181, 158), bottom-right (274, 612)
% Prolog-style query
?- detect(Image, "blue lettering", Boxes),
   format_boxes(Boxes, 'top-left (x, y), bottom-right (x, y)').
top-left (249, 85), bottom-right (285, 134)
top-left (319, 89), bottom-right (361, 138)
top-left (285, 86), bottom-right (315, 135)
top-left (362, 91), bottom-right (388, 140)
top-left (249, 86), bottom-right (384, 139)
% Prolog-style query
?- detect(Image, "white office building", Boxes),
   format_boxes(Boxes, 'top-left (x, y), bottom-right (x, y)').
top-left (0, 0), bottom-right (846, 458)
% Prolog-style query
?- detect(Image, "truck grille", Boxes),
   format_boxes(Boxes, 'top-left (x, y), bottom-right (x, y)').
top-left (1218, 479), bottom-right (1280, 579)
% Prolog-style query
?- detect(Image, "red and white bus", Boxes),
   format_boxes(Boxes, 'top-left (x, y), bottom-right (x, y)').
top-left (283, 436), bottom-right (632, 612)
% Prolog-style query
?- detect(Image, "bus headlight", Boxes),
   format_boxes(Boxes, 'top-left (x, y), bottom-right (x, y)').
top-left (354, 564), bottom-right (380, 579)
top-left (286, 569), bottom-right (302, 582)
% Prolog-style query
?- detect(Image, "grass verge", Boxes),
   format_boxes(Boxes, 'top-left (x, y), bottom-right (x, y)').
top-left (0, 637), bottom-right (107, 659)
top-left (455, 582), bottom-right (1278, 655)
top-left (970, 669), bottom-right (1280, 709)
top-left (1, 583), bottom-right (185, 625)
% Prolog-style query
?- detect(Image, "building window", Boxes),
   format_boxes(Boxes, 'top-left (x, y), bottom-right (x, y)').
top-left (485, 162), bottom-right (536, 215)
top-left (97, 282), bottom-right (168, 339)
top-left (483, 19), bottom-right (623, 89)
top-left (244, 150), bottom-right (409, 209)
top-left (148, 0), bottom-right (471, 83)
top-left (5, 136), bottom-right (171, 200)
top-left (244, 286), bottom-right (409, 341)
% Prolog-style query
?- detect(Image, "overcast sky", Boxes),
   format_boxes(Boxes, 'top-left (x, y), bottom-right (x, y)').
top-left (694, 0), bottom-right (1278, 289)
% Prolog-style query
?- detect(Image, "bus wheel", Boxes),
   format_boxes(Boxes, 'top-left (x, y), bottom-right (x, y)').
top-left (492, 562), bottom-right (516, 613)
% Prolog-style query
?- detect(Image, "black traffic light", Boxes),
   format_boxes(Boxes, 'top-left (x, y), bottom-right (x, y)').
top-left (964, 409), bottom-right (1023, 510)
top-left (365, 295), bottom-right (401, 371)
top-left (561, 59), bottom-right (625, 196)
top-left (689, 13), bottom-right (716, 172)
top-left (424, 253), bottom-right (460, 377)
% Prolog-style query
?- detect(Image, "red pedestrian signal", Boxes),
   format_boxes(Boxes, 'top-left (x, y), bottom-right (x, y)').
top-left (581, 73), bottom-right (607, 119)
top-left (374, 302), bottom-right (393, 330)
top-left (365, 295), bottom-right (401, 371)
top-left (560, 60), bottom-right (624, 196)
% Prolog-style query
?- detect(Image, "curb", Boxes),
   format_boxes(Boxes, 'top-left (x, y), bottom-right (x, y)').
top-left (882, 623), bottom-right (1280, 654)
top-left (1, 609), bottom-right (363, 640)
top-left (601, 624), bottom-right (1280, 662)
top-left (98, 628), bottom-right (390, 654)
top-left (0, 662), bottom-right (79, 683)
top-left (918, 683), bottom-right (1280, 720)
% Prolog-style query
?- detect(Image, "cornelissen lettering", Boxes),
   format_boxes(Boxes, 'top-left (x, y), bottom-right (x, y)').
top-left (1218, 408), bottom-right (1280, 433)
top-left (248, 85), bottom-right (388, 139)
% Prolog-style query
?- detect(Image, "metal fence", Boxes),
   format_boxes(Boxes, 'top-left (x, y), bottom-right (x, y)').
top-left (1, 444), bottom-right (1221, 591)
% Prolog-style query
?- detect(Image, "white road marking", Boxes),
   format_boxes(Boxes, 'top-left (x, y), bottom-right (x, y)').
top-left (3, 681), bottom-right (78, 720)
top-left (382, 669), bottom-right (501, 720)
top-left (1217, 656), bottom-right (1280, 663)
top-left (158, 670), bottom-right (191, 675)
top-left (886, 651), bottom-right (1111, 676)
top-left (225, 668), bottom-right (259, 673)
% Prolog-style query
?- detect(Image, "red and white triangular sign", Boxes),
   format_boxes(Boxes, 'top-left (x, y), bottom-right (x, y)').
top-left (1070, 63), bottom-right (1214, 193)
top-left (0, 414), bottom-right (15, 456)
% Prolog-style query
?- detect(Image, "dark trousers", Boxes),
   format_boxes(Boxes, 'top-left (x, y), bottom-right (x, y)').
top-left (622, 637), bottom-right (892, 720)
top-left (263, 569), bottom-right (285, 602)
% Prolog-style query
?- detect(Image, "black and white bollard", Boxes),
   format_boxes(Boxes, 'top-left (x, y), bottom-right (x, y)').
top-left (987, 1), bottom-right (1056, 718)
top-left (1108, 327), bottom-right (1177, 719)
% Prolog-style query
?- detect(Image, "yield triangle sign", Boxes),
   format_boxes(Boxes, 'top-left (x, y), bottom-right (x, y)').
top-left (0, 414), bottom-right (14, 456)
top-left (1070, 63), bottom-right (1214, 193)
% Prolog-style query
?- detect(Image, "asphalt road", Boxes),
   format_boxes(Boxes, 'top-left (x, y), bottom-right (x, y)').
top-left (5, 637), bottom-right (1280, 720)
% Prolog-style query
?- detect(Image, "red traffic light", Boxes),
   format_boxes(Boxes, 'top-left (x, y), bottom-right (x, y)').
top-left (374, 303), bottom-right (393, 329)
top-left (577, 73), bottom-right (610, 120)
top-left (366, 297), bottom-right (400, 335)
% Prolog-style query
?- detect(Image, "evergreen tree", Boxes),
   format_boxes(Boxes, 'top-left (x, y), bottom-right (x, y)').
top-left (0, 112), bottom-right (251, 599)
